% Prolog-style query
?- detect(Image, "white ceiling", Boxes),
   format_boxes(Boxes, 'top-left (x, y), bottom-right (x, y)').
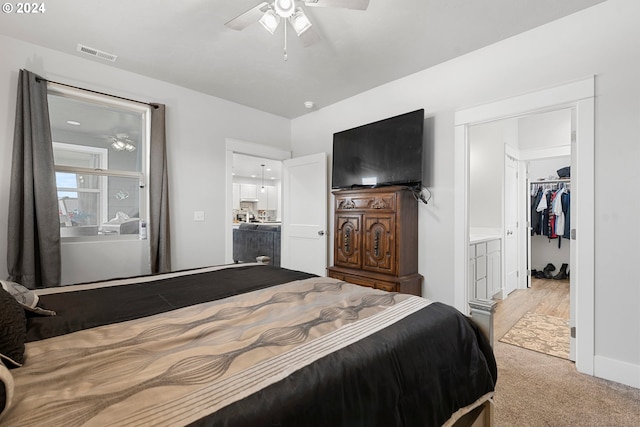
top-left (0, 0), bottom-right (606, 119)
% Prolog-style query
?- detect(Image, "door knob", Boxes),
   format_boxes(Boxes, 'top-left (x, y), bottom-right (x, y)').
top-left (318, 230), bottom-right (325, 236)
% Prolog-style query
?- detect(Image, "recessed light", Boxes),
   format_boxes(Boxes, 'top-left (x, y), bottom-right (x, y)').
top-left (304, 101), bottom-right (314, 109)
top-left (66, 120), bottom-right (81, 126)
top-left (251, 175), bottom-right (257, 178)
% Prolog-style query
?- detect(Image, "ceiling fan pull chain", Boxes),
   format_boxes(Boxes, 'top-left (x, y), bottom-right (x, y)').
top-left (283, 20), bottom-right (288, 61)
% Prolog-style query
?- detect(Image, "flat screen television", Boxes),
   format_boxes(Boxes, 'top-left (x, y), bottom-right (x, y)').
top-left (331, 109), bottom-right (424, 189)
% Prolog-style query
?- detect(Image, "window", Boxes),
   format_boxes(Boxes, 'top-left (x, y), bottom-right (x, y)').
top-left (47, 85), bottom-right (150, 239)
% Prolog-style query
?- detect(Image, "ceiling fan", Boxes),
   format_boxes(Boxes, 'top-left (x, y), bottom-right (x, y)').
top-left (225, 0), bottom-right (369, 59)
top-left (105, 133), bottom-right (137, 152)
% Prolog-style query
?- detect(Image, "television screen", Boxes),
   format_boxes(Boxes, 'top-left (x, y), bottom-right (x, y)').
top-left (331, 109), bottom-right (424, 189)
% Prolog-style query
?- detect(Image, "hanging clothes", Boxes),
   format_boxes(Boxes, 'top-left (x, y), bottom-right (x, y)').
top-left (562, 190), bottom-right (571, 239)
top-left (542, 190), bottom-right (555, 238)
top-left (553, 188), bottom-right (567, 236)
top-left (551, 189), bottom-right (565, 248)
top-left (530, 181), bottom-right (570, 240)
top-left (531, 187), bottom-right (543, 235)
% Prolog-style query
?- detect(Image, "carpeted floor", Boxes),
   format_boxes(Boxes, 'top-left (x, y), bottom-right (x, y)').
top-left (493, 341), bottom-right (640, 427)
top-left (499, 311), bottom-right (570, 360)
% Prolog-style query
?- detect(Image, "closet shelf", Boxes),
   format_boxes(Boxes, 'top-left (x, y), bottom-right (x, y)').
top-left (529, 178), bottom-right (571, 184)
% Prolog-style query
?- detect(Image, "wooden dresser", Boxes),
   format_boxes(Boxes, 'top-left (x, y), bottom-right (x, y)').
top-left (327, 186), bottom-right (423, 296)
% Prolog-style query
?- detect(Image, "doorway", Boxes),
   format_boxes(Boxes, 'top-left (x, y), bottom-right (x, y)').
top-left (469, 109), bottom-right (573, 360)
top-left (454, 77), bottom-right (595, 375)
top-left (224, 139), bottom-right (291, 265)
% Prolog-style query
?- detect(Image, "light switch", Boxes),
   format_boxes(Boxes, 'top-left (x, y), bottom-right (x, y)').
top-left (194, 211), bottom-right (205, 222)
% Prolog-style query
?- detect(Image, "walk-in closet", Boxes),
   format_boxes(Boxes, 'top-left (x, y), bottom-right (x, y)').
top-left (527, 157), bottom-right (571, 285)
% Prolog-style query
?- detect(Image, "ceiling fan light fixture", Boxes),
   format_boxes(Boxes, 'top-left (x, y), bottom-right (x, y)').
top-left (111, 138), bottom-right (126, 151)
top-left (110, 135), bottom-right (136, 152)
top-left (274, 0), bottom-right (295, 17)
top-left (259, 9), bottom-right (281, 34)
top-left (289, 9), bottom-right (312, 36)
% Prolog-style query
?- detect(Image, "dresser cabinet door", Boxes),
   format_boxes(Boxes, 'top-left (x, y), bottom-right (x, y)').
top-left (363, 214), bottom-right (395, 274)
top-left (335, 214), bottom-right (361, 268)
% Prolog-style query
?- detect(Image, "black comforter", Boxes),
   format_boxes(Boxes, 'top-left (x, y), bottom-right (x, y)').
top-left (23, 265), bottom-right (496, 427)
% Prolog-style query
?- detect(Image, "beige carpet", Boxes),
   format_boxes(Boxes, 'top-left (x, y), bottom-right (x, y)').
top-left (493, 341), bottom-right (640, 427)
top-left (499, 312), bottom-right (570, 359)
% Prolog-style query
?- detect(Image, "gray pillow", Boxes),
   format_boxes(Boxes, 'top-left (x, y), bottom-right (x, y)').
top-left (0, 361), bottom-right (14, 419)
top-left (0, 280), bottom-right (56, 316)
top-left (0, 287), bottom-right (26, 368)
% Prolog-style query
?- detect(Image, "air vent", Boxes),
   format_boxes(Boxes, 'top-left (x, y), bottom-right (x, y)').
top-left (76, 44), bottom-right (118, 62)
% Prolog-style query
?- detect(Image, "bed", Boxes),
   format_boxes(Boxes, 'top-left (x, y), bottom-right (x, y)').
top-left (0, 264), bottom-right (496, 427)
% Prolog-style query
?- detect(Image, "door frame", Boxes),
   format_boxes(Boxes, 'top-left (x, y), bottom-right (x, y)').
top-left (453, 77), bottom-right (595, 375)
top-left (224, 139), bottom-right (291, 264)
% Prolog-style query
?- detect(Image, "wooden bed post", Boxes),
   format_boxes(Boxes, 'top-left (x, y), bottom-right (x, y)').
top-left (468, 298), bottom-right (497, 346)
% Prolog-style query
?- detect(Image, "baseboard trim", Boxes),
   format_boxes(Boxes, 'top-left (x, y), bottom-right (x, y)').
top-left (594, 355), bottom-right (640, 389)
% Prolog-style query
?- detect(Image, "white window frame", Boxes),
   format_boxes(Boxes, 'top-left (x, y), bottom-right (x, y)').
top-left (53, 142), bottom-right (109, 227)
top-left (48, 83), bottom-right (151, 241)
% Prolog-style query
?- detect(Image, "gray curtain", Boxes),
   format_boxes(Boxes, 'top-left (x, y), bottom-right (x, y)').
top-left (149, 103), bottom-right (171, 273)
top-left (7, 69), bottom-right (61, 288)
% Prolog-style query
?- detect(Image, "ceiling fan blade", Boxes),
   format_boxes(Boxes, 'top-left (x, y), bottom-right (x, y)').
top-left (298, 25), bottom-right (320, 47)
top-left (225, 2), bottom-right (270, 31)
top-left (304, 0), bottom-right (369, 10)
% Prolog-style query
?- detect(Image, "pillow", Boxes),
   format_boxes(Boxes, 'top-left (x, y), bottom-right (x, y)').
top-left (0, 280), bottom-right (56, 316)
top-left (0, 361), bottom-right (15, 420)
top-left (0, 287), bottom-right (26, 368)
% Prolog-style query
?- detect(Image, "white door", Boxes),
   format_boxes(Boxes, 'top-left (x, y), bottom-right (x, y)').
top-left (281, 153), bottom-right (328, 276)
top-left (504, 154), bottom-right (518, 296)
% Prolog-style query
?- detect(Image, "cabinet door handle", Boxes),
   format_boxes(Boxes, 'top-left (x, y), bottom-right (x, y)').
top-left (374, 230), bottom-right (380, 258)
top-left (343, 229), bottom-right (350, 252)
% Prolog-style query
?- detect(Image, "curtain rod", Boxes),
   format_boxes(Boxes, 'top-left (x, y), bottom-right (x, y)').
top-left (37, 77), bottom-right (157, 109)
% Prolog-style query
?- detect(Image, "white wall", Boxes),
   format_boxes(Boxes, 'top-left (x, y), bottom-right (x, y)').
top-left (0, 34), bottom-right (291, 283)
top-left (469, 121), bottom-right (507, 229)
top-left (528, 157), bottom-right (571, 183)
top-left (519, 109), bottom-right (572, 151)
top-left (291, 0), bottom-right (640, 387)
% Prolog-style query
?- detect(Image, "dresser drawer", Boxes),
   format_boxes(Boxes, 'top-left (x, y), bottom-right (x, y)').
top-left (374, 281), bottom-right (396, 292)
top-left (338, 273), bottom-right (377, 289)
top-left (329, 270), bottom-right (399, 293)
top-left (335, 192), bottom-right (396, 211)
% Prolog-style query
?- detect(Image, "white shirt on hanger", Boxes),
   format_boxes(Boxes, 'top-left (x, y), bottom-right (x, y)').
top-left (553, 188), bottom-right (566, 235)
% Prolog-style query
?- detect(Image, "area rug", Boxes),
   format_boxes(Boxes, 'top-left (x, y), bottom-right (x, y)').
top-left (499, 312), bottom-right (570, 360)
